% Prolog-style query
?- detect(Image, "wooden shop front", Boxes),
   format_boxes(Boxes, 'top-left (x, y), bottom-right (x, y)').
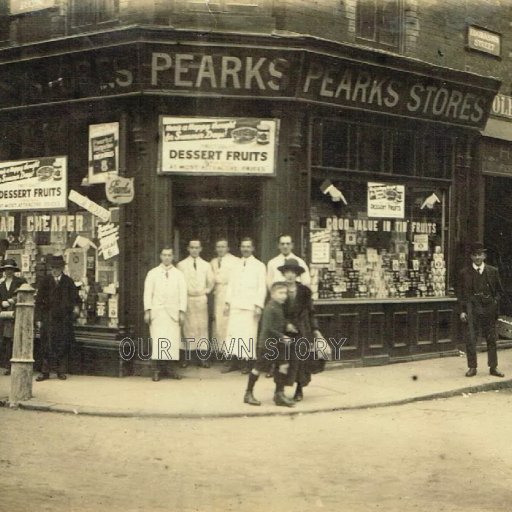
top-left (0, 28), bottom-right (499, 374)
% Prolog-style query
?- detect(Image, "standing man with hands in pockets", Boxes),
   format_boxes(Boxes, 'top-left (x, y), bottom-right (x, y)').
top-left (144, 247), bottom-right (187, 382)
top-left (458, 242), bottom-right (505, 378)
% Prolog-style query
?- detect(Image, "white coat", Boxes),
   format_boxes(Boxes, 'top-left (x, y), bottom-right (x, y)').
top-left (266, 252), bottom-right (311, 289)
top-left (143, 265), bottom-right (187, 361)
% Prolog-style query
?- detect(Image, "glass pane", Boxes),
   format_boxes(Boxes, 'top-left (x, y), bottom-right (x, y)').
top-left (392, 130), bottom-right (415, 175)
top-left (379, 0), bottom-right (400, 47)
top-left (321, 121), bottom-right (349, 168)
top-left (357, 0), bottom-right (377, 41)
top-left (97, 0), bottom-right (118, 22)
top-left (358, 125), bottom-right (383, 172)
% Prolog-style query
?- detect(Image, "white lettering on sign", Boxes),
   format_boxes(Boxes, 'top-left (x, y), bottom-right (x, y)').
top-left (492, 94), bottom-right (512, 119)
top-left (468, 25), bottom-right (501, 57)
top-left (151, 52), bottom-right (289, 91)
top-left (25, 214), bottom-right (84, 233)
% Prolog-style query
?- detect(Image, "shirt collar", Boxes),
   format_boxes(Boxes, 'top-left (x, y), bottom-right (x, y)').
top-left (473, 262), bottom-right (485, 272)
top-left (160, 264), bottom-right (174, 271)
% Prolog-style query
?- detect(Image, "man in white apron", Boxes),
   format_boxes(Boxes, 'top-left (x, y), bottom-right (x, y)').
top-left (210, 239), bottom-right (240, 359)
top-left (223, 238), bottom-right (267, 374)
top-left (144, 247), bottom-right (187, 381)
top-left (178, 240), bottom-right (214, 368)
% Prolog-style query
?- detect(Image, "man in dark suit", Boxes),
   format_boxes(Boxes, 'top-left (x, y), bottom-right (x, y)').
top-left (458, 242), bottom-right (505, 378)
top-left (0, 259), bottom-right (26, 375)
top-left (35, 255), bottom-right (80, 381)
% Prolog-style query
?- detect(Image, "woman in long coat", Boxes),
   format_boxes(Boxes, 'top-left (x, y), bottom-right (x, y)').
top-left (280, 258), bottom-right (325, 402)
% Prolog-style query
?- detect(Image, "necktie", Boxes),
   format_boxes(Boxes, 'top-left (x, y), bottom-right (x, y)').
top-left (243, 259), bottom-right (246, 267)
top-left (193, 259), bottom-right (197, 270)
top-left (218, 257), bottom-right (222, 269)
top-left (165, 270), bottom-right (169, 279)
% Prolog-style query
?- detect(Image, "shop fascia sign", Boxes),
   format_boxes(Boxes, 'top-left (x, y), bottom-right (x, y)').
top-left (0, 44), bottom-right (496, 129)
top-left (491, 94), bottom-right (512, 120)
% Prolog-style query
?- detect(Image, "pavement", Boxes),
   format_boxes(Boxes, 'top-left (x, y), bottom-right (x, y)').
top-left (1, 352), bottom-right (512, 418)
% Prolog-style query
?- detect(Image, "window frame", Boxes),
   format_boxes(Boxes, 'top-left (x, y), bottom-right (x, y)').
top-left (69, 0), bottom-right (120, 29)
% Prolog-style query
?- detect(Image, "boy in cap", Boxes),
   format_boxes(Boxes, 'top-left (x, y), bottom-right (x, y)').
top-left (458, 242), bottom-right (505, 378)
top-left (244, 281), bottom-right (296, 408)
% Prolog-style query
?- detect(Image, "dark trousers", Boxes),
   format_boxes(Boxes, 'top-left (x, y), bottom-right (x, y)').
top-left (40, 334), bottom-right (68, 375)
top-left (2, 337), bottom-right (12, 369)
top-left (152, 359), bottom-right (180, 375)
top-left (466, 302), bottom-right (498, 369)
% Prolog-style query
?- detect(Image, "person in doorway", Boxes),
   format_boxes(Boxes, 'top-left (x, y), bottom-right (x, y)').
top-left (281, 258), bottom-right (325, 402)
top-left (244, 281), bottom-right (296, 408)
top-left (223, 238), bottom-right (267, 374)
top-left (0, 259), bottom-right (26, 375)
top-left (266, 234), bottom-right (311, 290)
top-left (210, 239), bottom-right (239, 360)
top-left (144, 247), bottom-right (187, 381)
top-left (458, 242), bottom-right (505, 378)
top-left (178, 240), bottom-right (214, 368)
top-left (36, 255), bottom-right (80, 382)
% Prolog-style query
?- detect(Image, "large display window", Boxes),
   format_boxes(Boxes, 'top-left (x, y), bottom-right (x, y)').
top-left (309, 177), bottom-right (449, 301)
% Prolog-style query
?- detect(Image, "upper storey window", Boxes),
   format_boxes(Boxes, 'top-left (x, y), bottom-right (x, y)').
top-left (70, 0), bottom-right (119, 27)
top-left (356, 0), bottom-right (403, 51)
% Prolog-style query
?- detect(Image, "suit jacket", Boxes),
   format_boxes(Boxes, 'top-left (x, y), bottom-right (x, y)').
top-left (457, 264), bottom-right (504, 315)
top-left (36, 273), bottom-right (80, 322)
top-left (258, 299), bottom-right (287, 348)
top-left (0, 276), bottom-right (27, 304)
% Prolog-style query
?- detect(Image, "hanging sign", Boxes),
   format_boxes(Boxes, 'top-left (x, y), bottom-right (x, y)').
top-left (158, 117), bottom-right (279, 176)
top-left (88, 122), bottom-right (119, 185)
top-left (105, 175), bottom-right (134, 204)
top-left (97, 222), bottom-right (120, 260)
top-left (367, 183), bottom-right (405, 219)
top-left (0, 156), bottom-right (67, 212)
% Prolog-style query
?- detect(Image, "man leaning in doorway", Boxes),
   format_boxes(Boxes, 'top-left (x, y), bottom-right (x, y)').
top-left (458, 242), bottom-right (505, 378)
top-left (266, 234), bottom-right (311, 290)
top-left (144, 247), bottom-right (187, 381)
top-left (210, 238), bottom-right (239, 360)
top-left (223, 238), bottom-right (267, 374)
top-left (178, 240), bottom-right (214, 368)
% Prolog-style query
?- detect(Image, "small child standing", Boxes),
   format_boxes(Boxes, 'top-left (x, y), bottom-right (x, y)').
top-left (244, 282), bottom-right (296, 408)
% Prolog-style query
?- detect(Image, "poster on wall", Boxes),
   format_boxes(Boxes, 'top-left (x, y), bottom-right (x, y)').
top-left (88, 122), bottom-right (119, 184)
top-left (0, 156), bottom-right (67, 211)
top-left (158, 116), bottom-right (279, 176)
top-left (367, 182), bottom-right (405, 219)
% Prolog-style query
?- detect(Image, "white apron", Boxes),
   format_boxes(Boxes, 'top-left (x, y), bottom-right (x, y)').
top-left (212, 283), bottom-right (229, 353)
top-left (150, 310), bottom-right (181, 361)
top-left (225, 308), bottom-right (259, 360)
top-left (181, 295), bottom-right (209, 352)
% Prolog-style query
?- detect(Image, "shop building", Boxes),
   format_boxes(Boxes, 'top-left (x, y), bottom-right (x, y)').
top-left (0, 2), bottom-right (505, 373)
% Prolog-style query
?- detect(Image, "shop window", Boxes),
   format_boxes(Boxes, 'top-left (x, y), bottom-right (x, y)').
top-left (309, 177), bottom-right (448, 301)
top-left (358, 124), bottom-right (385, 172)
top-left (70, 0), bottom-right (119, 27)
top-left (356, 0), bottom-right (403, 51)
top-left (419, 136), bottom-right (454, 179)
top-left (391, 130), bottom-right (416, 176)
top-left (321, 121), bottom-right (350, 169)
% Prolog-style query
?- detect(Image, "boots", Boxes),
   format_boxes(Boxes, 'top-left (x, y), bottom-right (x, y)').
top-left (274, 391), bottom-right (296, 408)
top-left (244, 391), bottom-right (261, 406)
top-left (293, 385), bottom-right (303, 402)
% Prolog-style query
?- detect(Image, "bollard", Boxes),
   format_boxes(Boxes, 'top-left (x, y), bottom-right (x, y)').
top-left (9, 283), bottom-right (36, 406)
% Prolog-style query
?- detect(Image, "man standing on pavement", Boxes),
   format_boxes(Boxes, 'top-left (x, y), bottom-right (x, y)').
top-left (223, 237), bottom-right (267, 374)
top-left (458, 242), bottom-right (505, 378)
top-left (178, 240), bottom-right (214, 368)
top-left (144, 247), bottom-right (187, 381)
top-left (210, 239), bottom-right (239, 359)
top-left (266, 234), bottom-right (311, 290)
top-left (0, 259), bottom-right (26, 375)
top-left (36, 255), bottom-right (80, 382)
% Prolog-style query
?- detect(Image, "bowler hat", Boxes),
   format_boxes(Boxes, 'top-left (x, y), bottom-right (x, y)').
top-left (278, 258), bottom-right (305, 275)
top-left (468, 242), bottom-right (487, 255)
top-left (0, 258), bottom-right (20, 272)
top-left (49, 255), bottom-right (66, 268)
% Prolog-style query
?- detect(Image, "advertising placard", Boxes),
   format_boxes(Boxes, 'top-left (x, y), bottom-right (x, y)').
top-left (0, 156), bottom-right (67, 211)
top-left (158, 117), bottom-right (279, 176)
top-left (88, 122), bottom-right (119, 184)
top-left (367, 182), bottom-right (405, 219)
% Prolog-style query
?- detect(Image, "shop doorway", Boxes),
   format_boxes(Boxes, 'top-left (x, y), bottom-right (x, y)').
top-left (172, 177), bottom-right (261, 262)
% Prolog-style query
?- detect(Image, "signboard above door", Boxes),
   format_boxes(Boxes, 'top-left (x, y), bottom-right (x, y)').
top-left (158, 116), bottom-right (279, 176)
